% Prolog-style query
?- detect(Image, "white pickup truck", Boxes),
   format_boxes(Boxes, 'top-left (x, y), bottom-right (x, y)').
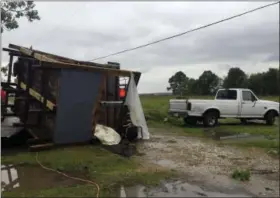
top-left (168, 88), bottom-right (279, 127)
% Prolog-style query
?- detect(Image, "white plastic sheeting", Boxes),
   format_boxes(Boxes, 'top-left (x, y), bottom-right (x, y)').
top-left (124, 73), bottom-right (150, 140)
top-left (1, 117), bottom-right (23, 138)
top-left (94, 124), bottom-right (121, 145)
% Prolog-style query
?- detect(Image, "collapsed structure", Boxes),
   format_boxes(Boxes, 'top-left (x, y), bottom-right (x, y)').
top-left (1, 44), bottom-right (149, 150)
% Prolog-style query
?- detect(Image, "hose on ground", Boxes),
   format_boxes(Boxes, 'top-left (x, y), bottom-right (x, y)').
top-left (35, 152), bottom-right (100, 198)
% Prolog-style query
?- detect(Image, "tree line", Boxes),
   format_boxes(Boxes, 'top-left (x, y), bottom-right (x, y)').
top-left (167, 67), bottom-right (279, 96)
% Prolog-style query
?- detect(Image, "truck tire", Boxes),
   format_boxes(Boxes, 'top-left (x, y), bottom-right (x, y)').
top-left (203, 111), bottom-right (218, 127)
top-left (265, 111), bottom-right (276, 125)
top-left (184, 117), bottom-right (197, 125)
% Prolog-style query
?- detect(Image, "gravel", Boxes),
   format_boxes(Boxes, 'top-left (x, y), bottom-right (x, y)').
top-left (138, 131), bottom-right (279, 197)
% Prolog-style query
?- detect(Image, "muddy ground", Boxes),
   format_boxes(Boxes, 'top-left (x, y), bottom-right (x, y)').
top-left (136, 128), bottom-right (279, 197)
top-left (1, 126), bottom-right (279, 197)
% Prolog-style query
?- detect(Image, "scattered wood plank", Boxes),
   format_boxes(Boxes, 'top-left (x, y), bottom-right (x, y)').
top-left (29, 143), bottom-right (54, 152)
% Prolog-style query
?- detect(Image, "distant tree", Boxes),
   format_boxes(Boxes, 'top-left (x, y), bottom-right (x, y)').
top-left (167, 71), bottom-right (189, 96)
top-left (167, 67), bottom-right (278, 97)
top-left (1, 1), bottom-right (40, 33)
top-left (196, 70), bottom-right (220, 95)
top-left (223, 67), bottom-right (248, 88)
top-left (248, 73), bottom-right (265, 95)
top-left (188, 78), bottom-right (199, 95)
top-left (262, 68), bottom-right (279, 95)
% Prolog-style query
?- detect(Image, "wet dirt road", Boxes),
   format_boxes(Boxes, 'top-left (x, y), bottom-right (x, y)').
top-left (137, 129), bottom-right (279, 197)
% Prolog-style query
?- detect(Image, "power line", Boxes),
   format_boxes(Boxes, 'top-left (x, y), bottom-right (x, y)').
top-left (88, 1), bottom-right (280, 62)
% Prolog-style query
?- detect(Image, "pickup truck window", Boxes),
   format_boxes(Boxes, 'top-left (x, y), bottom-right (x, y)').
top-left (242, 91), bottom-right (256, 101)
top-left (216, 90), bottom-right (237, 100)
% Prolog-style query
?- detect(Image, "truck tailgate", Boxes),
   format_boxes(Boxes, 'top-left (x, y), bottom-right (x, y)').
top-left (169, 99), bottom-right (187, 114)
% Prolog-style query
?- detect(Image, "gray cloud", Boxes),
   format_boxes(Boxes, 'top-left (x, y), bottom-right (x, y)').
top-left (1, 2), bottom-right (279, 93)
top-left (265, 52), bottom-right (280, 62)
top-left (127, 20), bottom-right (279, 66)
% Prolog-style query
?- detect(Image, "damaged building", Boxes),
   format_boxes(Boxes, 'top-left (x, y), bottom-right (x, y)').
top-left (1, 44), bottom-right (149, 151)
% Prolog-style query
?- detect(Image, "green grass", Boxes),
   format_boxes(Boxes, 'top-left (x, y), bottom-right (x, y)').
top-left (141, 95), bottom-right (279, 153)
top-left (225, 139), bottom-right (279, 149)
top-left (2, 146), bottom-right (176, 197)
top-left (231, 169), bottom-right (251, 181)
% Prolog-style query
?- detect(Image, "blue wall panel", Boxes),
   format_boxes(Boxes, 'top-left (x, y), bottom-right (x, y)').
top-left (54, 69), bottom-right (102, 144)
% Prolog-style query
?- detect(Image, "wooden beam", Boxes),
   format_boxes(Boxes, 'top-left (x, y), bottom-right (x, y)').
top-left (40, 61), bottom-right (139, 77)
top-left (8, 43), bottom-right (141, 77)
top-left (28, 49), bottom-right (78, 64)
top-left (2, 48), bottom-right (33, 59)
top-left (19, 82), bottom-right (55, 110)
top-left (92, 75), bottom-right (106, 134)
top-left (29, 143), bottom-right (54, 152)
top-left (3, 48), bottom-right (20, 53)
top-left (9, 43), bottom-right (114, 68)
top-left (9, 44), bottom-right (61, 63)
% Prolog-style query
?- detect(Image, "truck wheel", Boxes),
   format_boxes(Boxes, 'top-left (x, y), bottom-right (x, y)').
top-left (184, 117), bottom-right (197, 125)
top-left (240, 118), bottom-right (247, 125)
top-left (265, 111), bottom-right (276, 126)
top-left (203, 111), bottom-right (218, 127)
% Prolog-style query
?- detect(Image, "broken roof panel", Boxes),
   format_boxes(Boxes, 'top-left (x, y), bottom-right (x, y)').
top-left (4, 43), bottom-right (141, 78)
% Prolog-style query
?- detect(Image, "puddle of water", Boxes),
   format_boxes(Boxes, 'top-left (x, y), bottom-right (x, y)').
top-left (206, 130), bottom-right (275, 142)
top-left (1, 164), bottom-right (79, 192)
top-left (119, 181), bottom-right (253, 197)
top-left (155, 159), bottom-right (178, 169)
top-left (120, 185), bottom-right (147, 197)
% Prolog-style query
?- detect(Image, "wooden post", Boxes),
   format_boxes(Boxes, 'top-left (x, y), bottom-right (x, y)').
top-left (38, 68), bottom-right (47, 125)
top-left (3, 55), bottom-right (14, 112)
top-left (104, 74), bottom-right (108, 126)
top-left (92, 75), bottom-right (106, 134)
top-left (7, 55), bottom-right (13, 84)
top-left (23, 60), bottom-right (33, 125)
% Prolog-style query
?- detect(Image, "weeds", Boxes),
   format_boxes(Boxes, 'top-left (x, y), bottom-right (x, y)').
top-left (167, 139), bottom-right (177, 143)
top-left (231, 169), bottom-right (251, 181)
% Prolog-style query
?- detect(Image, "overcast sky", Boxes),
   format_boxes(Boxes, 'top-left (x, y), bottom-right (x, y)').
top-left (1, 1), bottom-right (279, 93)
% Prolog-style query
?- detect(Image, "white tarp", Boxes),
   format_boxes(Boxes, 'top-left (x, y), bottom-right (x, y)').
top-left (94, 124), bottom-right (121, 145)
top-left (124, 73), bottom-right (150, 140)
top-left (1, 117), bottom-right (23, 138)
top-left (1, 108), bottom-right (23, 138)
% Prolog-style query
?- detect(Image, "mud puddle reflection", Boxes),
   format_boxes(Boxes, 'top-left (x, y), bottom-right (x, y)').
top-left (205, 128), bottom-right (277, 142)
top-left (119, 180), bottom-right (253, 197)
top-left (1, 164), bottom-right (79, 192)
